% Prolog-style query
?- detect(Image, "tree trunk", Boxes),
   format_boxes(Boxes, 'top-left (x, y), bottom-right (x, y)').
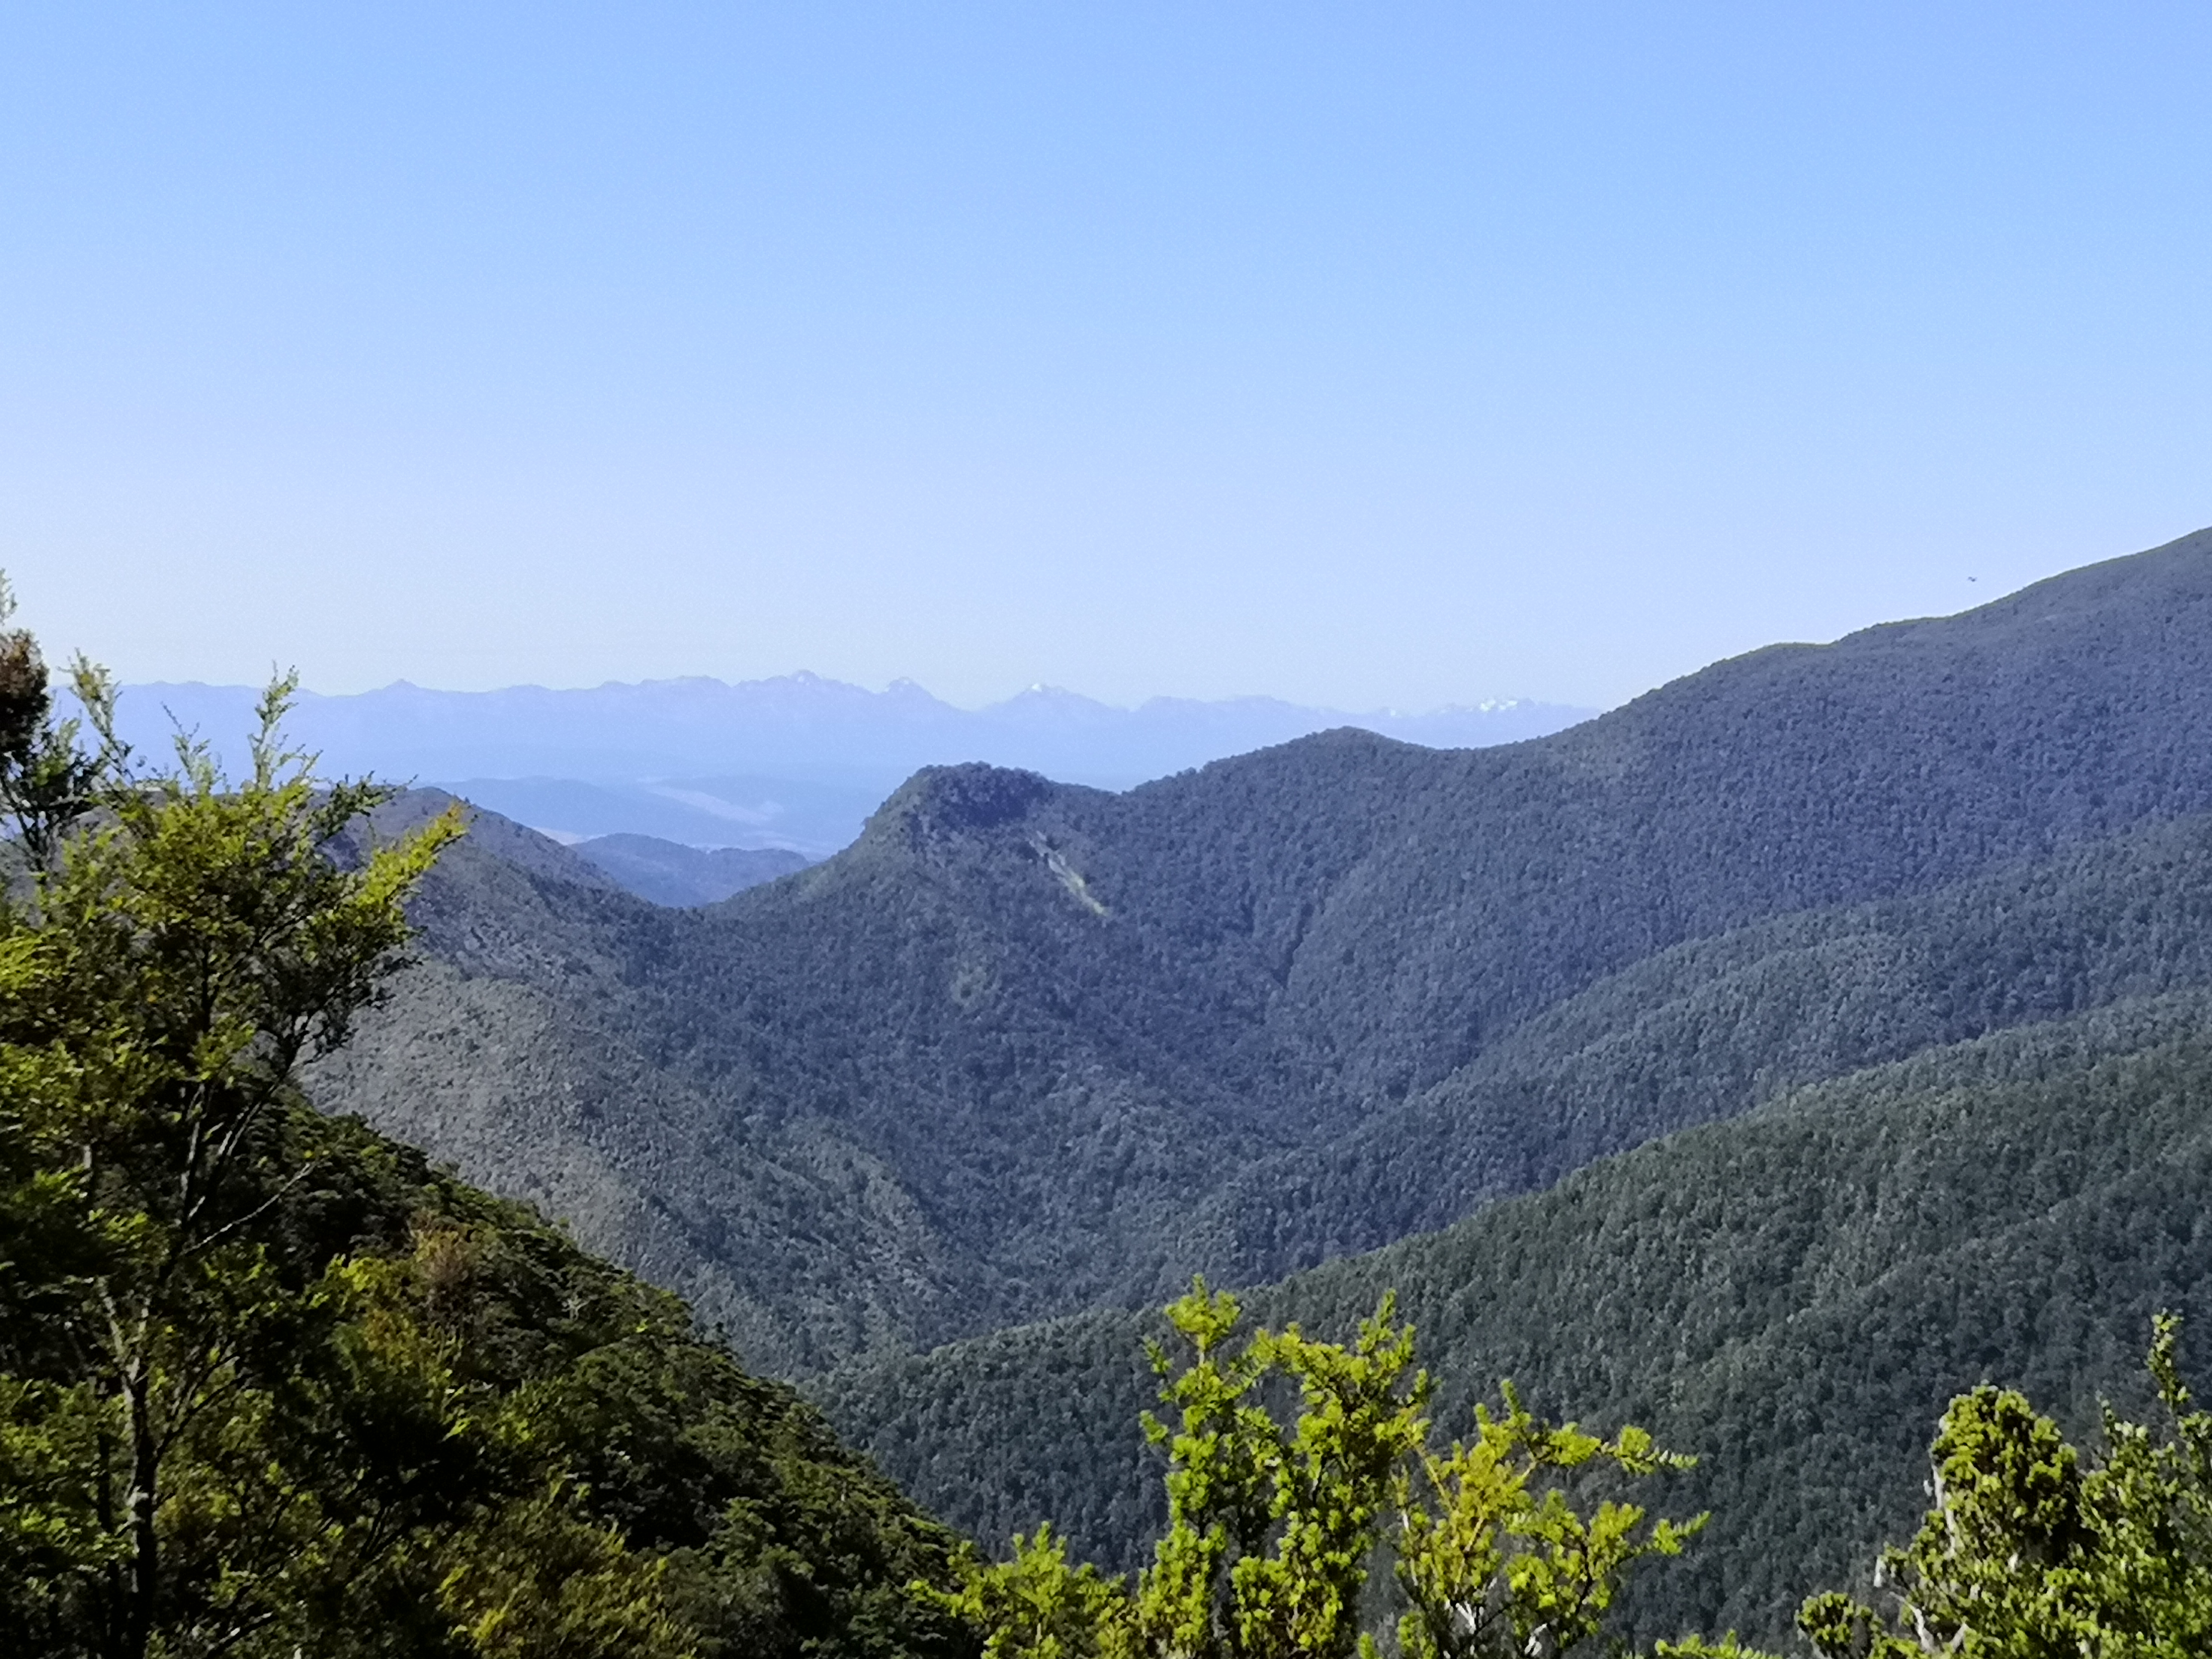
top-left (120, 1358), bottom-right (157, 1659)
top-left (96, 1416), bottom-right (124, 1659)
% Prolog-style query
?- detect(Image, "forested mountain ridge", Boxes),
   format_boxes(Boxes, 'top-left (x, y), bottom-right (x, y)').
top-left (311, 529), bottom-right (2212, 1373)
top-left (819, 988), bottom-right (2212, 1643)
top-left (1168, 802), bottom-right (2212, 1278)
top-left (310, 792), bottom-right (981, 1373)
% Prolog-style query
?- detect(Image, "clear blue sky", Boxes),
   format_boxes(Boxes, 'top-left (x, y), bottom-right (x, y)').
top-left (4, 3), bottom-right (2207, 709)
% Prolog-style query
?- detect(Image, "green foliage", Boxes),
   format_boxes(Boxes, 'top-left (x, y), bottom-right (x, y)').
top-left (0, 580), bottom-right (120, 871)
top-left (1784, 1315), bottom-right (2212, 1658)
top-left (0, 617), bottom-right (973, 1658)
top-left (1132, 1283), bottom-right (1431, 1659)
top-left (0, 666), bottom-right (471, 1657)
top-left (1394, 1388), bottom-right (1701, 1659)
top-left (928, 1285), bottom-right (1699, 1659)
top-left (929, 1527), bottom-right (1135, 1659)
top-left (825, 991), bottom-right (2212, 1642)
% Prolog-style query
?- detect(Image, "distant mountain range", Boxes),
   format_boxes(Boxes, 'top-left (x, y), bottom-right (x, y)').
top-left (102, 676), bottom-right (1593, 854)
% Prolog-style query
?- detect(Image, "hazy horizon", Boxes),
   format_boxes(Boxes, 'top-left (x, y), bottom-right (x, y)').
top-left (117, 665), bottom-right (1591, 721)
top-left (97, 667), bottom-right (1599, 852)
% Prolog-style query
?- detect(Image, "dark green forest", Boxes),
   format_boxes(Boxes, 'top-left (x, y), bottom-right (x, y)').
top-left (1179, 805), bottom-right (2212, 1278)
top-left (5, 1105), bottom-right (972, 1657)
top-left (823, 991), bottom-right (2212, 1641)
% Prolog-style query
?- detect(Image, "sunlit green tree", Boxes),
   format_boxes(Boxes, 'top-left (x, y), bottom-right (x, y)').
top-left (0, 596), bottom-right (715, 1658)
top-left (1785, 1315), bottom-right (2212, 1659)
top-left (926, 1280), bottom-right (1702, 1659)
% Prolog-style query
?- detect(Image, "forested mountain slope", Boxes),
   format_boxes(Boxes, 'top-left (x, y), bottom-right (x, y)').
top-left (312, 793), bottom-right (979, 1373)
top-left (173, 1110), bottom-right (970, 1658)
top-left (820, 991), bottom-right (2212, 1644)
top-left (1169, 804), bottom-right (2212, 1279)
top-left (313, 529), bottom-right (2212, 1372)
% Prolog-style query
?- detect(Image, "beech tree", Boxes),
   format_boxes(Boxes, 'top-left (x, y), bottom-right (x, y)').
top-left (0, 619), bottom-right (463, 1652)
top-left (0, 602), bottom-right (705, 1657)
top-left (1785, 1315), bottom-right (2212, 1659)
top-left (925, 1281), bottom-right (1703, 1659)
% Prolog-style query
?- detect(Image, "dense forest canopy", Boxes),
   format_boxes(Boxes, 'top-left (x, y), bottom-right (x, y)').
top-left (824, 990), bottom-right (2212, 1640)
top-left (916, 1281), bottom-right (2212, 1657)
